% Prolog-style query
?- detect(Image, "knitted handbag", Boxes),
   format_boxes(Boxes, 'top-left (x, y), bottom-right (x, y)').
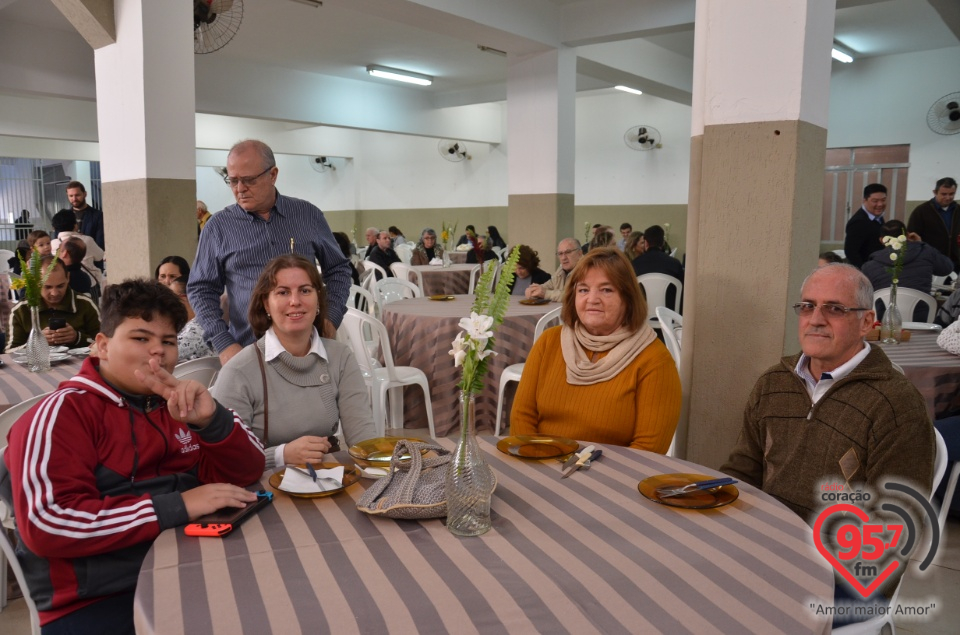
top-left (356, 440), bottom-right (451, 519)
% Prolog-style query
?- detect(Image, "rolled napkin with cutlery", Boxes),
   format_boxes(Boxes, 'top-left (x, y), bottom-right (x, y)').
top-left (279, 465), bottom-right (345, 493)
top-left (655, 477), bottom-right (737, 498)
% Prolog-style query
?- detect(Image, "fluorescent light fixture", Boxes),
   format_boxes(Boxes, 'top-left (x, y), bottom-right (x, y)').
top-left (366, 65), bottom-right (432, 86)
top-left (831, 48), bottom-right (853, 63)
top-left (614, 85), bottom-right (643, 96)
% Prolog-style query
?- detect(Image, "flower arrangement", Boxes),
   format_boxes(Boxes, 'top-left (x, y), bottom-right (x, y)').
top-left (440, 220), bottom-right (458, 247)
top-left (584, 221), bottom-right (592, 243)
top-left (883, 233), bottom-right (907, 284)
top-left (663, 222), bottom-right (671, 244)
top-left (10, 251), bottom-right (58, 307)
top-left (450, 245), bottom-right (520, 394)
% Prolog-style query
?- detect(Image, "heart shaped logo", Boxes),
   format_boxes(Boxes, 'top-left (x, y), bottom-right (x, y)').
top-left (813, 503), bottom-right (900, 598)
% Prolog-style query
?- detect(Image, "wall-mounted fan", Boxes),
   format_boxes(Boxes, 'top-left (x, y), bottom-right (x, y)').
top-left (213, 166), bottom-right (229, 183)
top-left (310, 156), bottom-right (336, 173)
top-left (927, 92), bottom-right (960, 136)
top-left (624, 125), bottom-right (662, 151)
top-left (438, 139), bottom-right (470, 162)
top-left (194, 0), bottom-right (243, 54)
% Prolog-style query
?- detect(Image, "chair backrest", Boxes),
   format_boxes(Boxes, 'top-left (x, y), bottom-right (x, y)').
top-left (341, 308), bottom-right (403, 382)
top-left (655, 306), bottom-right (683, 368)
top-left (390, 262), bottom-right (424, 295)
top-left (360, 260), bottom-right (388, 284)
top-left (873, 287), bottom-right (937, 323)
top-left (0, 392), bottom-right (53, 442)
top-left (394, 243), bottom-right (413, 264)
top-left (172, 356), bottom-right (222, 387)
top-left (374, 278), bottom-right (421, 314)
top-left (468, 263), bottom-right (498, 295)
top-left (933, 271), bottom-right (958, 287)
top-left (348, 284), bottom-right (377, 317)
top-left (637, 273), bottom-right (683, 319)
top-left (0, 506), bottom-right (41, 634)
top-left (533, 306), bottom-right (562, 341)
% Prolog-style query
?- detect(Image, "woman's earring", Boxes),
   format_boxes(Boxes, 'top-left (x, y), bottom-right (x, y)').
top-left (267, 313), bottom-right (272, 320)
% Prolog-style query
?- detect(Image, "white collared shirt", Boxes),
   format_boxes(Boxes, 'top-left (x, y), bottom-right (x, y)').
top-left (795, 342), bottom-right (872, 404)
top-left (265, 326), bottom-right (327, 467)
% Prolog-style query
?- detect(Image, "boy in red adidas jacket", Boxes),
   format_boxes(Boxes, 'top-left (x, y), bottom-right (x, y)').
top-left (0, 279), bottom-right (265, 633)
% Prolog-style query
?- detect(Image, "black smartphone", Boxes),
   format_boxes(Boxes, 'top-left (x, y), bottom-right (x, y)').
top-left (184, 490), bottom-right (273, 537)
top-left (48, 317), bottom-right (67, 330)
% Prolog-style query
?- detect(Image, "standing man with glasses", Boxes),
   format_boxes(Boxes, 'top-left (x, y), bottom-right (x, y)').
top-left (189, 139), bottom-right (352, 365)
top-left (525, 238), bottom-right (582, 302)
top-left (843, 183), bottom-right (888, 268)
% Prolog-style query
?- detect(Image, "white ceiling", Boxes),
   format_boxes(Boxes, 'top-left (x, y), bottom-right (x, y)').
top-left (0, 0), bottom-right (957, 107)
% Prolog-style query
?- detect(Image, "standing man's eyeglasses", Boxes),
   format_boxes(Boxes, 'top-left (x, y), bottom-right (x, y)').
top-left (225, 166), bottom-right (273, 188)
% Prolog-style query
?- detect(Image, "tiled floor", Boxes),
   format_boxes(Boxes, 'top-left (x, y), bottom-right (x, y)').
top-left (3, 515), bottom-right (959, 633)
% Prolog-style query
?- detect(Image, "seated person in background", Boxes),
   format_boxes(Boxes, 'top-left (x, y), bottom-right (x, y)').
top-left (212, 254), bottom-right (377, 471)
top-left (365, 230), bottom-right (401, 279)
top-left (0, 279), bottom-right (265, 633)
top-left (617, 223), bottom-right (633, 251)
top-left (9, 239), bottom-right (30, 274)
top-left (862, 219), bottom-right (953, 293)
top-left (487, 225), bottom-right (507, 249)
top-left (585, 226), bottom-right (615, 253)
top-left (57, 236), bottom-right (97, 298)
top-left (155, 255), bottom-right (191, 288)
top-left (410, 227), bottom-right (444, 265)
top-left (623, 232), bottom-right (645, 261)
top-left (818, 251), bottom-right (844, 266)
top-left (388, 225), bottom-right (407, 246)
top-left (333, 231), bottom-right (361, 286)
top-left (465, 235), bottom-right (498, 264)
top-left (632, 225), bottom-right (684, 310)
top-left (170, 275), bottom-right (214, 361)
top-left (363, 227), bottom-right (379, 259)
top-left (512, 249), bottom-right (681, 452)
top-left (456, 224), bottom-right (477, 246)
top-left (509, 245), bottom-right (551, 296)
top-left (50, 209), bottom-right (106, 284)
top-left (721, 263), bottom-right (933, 618)
top-left (7, 256), bottom-right (101, 351)
top-left (27, 230), bottom-right (53, 258)
top-left (526, 238), bottom-right (583, 302)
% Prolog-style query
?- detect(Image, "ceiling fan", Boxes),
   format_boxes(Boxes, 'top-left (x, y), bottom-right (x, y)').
top-left (194, 0), bottom-right (243, 54)
top-left (927, 92), bottom-right (960, 136)
top-left (623, 125), bottom-right (662, 151)
top-left (438, 139), bottom-right (470, 162)
top-left (310, 156), bottom-right (336, 173)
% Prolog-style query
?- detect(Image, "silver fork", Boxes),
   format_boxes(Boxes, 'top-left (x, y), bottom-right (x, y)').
top-left (284, 465), bottom-right (342, 489)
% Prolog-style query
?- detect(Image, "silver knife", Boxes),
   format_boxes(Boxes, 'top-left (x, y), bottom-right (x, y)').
top-left (656, 477), bottom-right (737, 498)
top-left (560, 445), bottom-right (596, 479)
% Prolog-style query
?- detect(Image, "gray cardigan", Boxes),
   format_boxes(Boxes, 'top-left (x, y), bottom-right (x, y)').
top-left (211, 337), bottom-right (377, 470)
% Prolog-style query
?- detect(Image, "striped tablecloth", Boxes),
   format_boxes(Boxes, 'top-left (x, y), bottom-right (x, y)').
top-left (879, 332), bottom-right (960, 419)
top-left (380, 296), bottom-right (556, 436)
top-left (134, 438), bottom-right (832, 635)
top-left (446, 251), bottom-right (468, 264)
top-left (0, 354), bottom-right (83, 413)
top-left (411, 264), bottom-right (476, 296)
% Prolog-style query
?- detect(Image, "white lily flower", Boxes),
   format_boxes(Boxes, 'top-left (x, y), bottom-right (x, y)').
top-left (477, 348), bottom-right (497, 361)
top-left (458, 312), bottom-right (494, 339)
top-left (449, 333), bottom-right (468, 367)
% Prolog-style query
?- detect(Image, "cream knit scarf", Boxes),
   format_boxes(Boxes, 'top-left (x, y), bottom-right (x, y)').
top-left (560, 322), bottom-right (656, 385)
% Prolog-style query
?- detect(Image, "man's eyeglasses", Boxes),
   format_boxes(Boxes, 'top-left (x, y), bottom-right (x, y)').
top-left (225, 166), bottom-right (273, 188)
top-left (792, 302), bottom-right (870, 317)
top-left (556, 248), bottom-right (579, 258)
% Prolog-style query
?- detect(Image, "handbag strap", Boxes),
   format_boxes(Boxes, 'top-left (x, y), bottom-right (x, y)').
top-left (388, 440), bottom-right (450, 505)
top-left (254, 343), bottom-right (270, 446)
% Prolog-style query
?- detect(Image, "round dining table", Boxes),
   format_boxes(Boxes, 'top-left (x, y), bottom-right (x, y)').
top-left (379, 295), bottom-right (557, 436)
top-left (0, 353), bottom-right (83, 413)
top-left (409, 263), bottom-right (477, 296)
top-left (878, 331), bottom-right (960, 419)
top-left (133, 438), bottom-right (833, 635)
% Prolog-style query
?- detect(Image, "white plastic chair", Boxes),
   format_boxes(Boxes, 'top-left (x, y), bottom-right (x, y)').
top-left (394, 243), bottom-right (413, 265)
top-left (340, 308), bottom-right (435, 437)
top-left (172, 356), bottom-right (222, 387)
top-left (637, 273), bottom-right (683, 321)
top-left (932, 271), bottom-right (958, 287)
top-left (348, 284), bottom-right (377, 317)
top-left (390, 262), bottom-right (424, 295)
top-left (495, 307), bottom-right (562, 435)
top-left (655, 306), bottom-right (682, 369)
top-left (468, 263), bottom-right (498, 295)
top-left (832, 428), bottom-right (948, 635)
top-left (359, 261), bottom-right (388, 288)
top-left (873, 287), bottom-right (937, 324)
top-left (373, 277), bottom-right (421, 316)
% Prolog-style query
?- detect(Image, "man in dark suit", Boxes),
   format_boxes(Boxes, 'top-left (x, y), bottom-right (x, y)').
top-left (632, 225), bottom-right (684, 310)
top-left (843, 183), bottom-right (887, 268)
top-left (62, 181), bottom-right (105, 251)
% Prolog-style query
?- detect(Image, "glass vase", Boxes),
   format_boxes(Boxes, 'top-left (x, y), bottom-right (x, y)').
top-left (442, 250), bottom-right (451, 268)
top-left (880, 283), bottom-right (902, 344)
top-left (445, 391), bottom-right (494, 536)
top-left (25, 305), bottom-right (51, 372)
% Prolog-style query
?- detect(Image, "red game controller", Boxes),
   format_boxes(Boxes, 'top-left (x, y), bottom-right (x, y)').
top-left (184, 523), bottom-right (232, 537)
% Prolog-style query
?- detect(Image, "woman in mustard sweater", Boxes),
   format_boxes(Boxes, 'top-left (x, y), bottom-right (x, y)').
top-left (510, 248), bottom-right (681, 453)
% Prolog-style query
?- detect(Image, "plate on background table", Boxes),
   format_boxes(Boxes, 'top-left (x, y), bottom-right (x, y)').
top-left (348, 437), bottom-right (427, 468)
top-left (68, 347), bottom-right (90, 357)
top-left (497, 435), bottom-right (579, 459)
top-left (49, 346), bottom-right (69, 354)
top-left (519, 298), bottom-right (551, 306)
top-left (638, 473), bottom-right (739, 509)
top-left (429, 295), bottom-right (456, 301)
top-left (12, 352), bottom-right (72, 364)
top-left (268, 463), bottom-right (359, 498)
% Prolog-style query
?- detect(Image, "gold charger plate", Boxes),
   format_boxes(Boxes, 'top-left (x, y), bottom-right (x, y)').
top-left (496, 435), bottom-right (579, 459)
top-left (519, 298), bottom-right (551, 306)
top-left (638, 473), bottom-right (739, 509)
top-left (269, 462), bottom-right (359, 498)
top-left (429, 295), bottom-right (456, 301)
top-left (348, 436), bottom-right (426, 467)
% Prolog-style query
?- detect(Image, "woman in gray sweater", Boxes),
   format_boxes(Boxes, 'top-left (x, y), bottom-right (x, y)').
top-left (212, 255), bottom-right (377, 470)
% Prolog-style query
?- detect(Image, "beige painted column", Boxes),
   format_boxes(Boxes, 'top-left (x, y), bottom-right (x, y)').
top-left (680, 0), bottom-right (835, 468)
top-left (506, 48), bottom-right (576, 266)
top-left (91, 0), bottom-right (196, 278)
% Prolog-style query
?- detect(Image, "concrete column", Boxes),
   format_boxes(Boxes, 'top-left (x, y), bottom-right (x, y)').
top-left (506, 48), bottom-right (576, 265)
top-left (680, 0), bottom-right (835, 467)
top-left (93, 0), bottom-right (197, 277)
